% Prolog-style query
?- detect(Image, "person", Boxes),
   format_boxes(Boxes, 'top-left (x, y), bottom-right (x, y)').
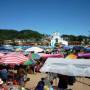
top-left (49, 81), bottom-right (54, 90)
top-left (35, 78), bottom-right (45, 90)
top-left (0, 78), bottom-right (8, 90)
top-left (17, 67), bottom-right (26, 76)
top-left (44, 77), bottom-right (50, 90)
top-left (0, 78), bottom-right (4, 90)
top-left (18, 75), bottom-right (25, 87)
top-left (0, 67), bottom-right (8, 83)
top-left (58, 74), bottom-right (68, 90)
top-left (17, 67), bottom-right (26, 86)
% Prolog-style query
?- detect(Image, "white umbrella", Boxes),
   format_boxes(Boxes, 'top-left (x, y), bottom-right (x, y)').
top-left (25, 46), bottom-right (44, 53)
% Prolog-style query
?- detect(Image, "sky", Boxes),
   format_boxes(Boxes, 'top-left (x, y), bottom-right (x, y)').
top-left (0, 0), bottom-right (90, 36)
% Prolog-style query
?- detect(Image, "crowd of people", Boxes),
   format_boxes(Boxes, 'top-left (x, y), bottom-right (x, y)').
top-left (0, 45), bottom-right (90, 90)
top-left (0, 65), bottom-right (30, 90)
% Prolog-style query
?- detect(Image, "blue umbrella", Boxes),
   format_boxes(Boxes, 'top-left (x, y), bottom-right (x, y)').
top-left (0, 47), bottom-right (13, 53)
top-left (63, 45), bottom-right (73, 50)
top-left (84, 47), bottom-right (90, 52)
top-left (73, 46), bottom-right (84, 51)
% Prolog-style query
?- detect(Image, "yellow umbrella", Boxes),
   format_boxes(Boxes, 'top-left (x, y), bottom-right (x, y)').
top-left (66, 54), bottom-right (77, 59)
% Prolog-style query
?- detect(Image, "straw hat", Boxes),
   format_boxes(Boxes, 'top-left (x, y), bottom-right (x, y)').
top-left (0, 78), bottom-right (3, 84)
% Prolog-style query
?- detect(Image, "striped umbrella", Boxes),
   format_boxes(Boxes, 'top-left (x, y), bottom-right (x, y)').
top-left (0, 53), bottom-right (5, 58)
top-left (0, 52), bottom-right (28, 65)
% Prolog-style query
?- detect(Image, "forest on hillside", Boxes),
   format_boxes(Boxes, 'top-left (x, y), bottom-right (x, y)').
top-left (0, 29), bottom-right (44, 40)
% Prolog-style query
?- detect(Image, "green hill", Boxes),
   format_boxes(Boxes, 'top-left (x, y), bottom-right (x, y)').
top-left (0, 29), bottom-right (43, 40)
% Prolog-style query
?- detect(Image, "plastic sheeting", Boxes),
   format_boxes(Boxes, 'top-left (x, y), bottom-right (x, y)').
top-left (40, 58), bottom-right (90, 77)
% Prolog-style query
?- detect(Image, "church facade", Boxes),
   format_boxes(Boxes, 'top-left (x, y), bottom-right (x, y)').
top-left (50, 32), bottom-right (68, 47)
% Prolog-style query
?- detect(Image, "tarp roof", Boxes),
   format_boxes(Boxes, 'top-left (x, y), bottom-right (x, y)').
top-left (40, 58), bottom-right (90, 77)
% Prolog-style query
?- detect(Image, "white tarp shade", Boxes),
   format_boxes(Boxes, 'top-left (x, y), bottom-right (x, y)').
top-left (40, 58), bottom-right (90, 77)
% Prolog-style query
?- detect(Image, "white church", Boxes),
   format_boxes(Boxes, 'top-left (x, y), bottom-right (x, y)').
top-left (50, 32), bottom-right (68, 47)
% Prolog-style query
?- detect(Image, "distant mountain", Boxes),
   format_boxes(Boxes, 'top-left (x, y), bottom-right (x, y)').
top-left (0, 29), bottom-right (43, 40)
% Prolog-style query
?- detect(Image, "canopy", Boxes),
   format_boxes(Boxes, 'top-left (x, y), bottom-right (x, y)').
top-left (40, 53), bottom-right (64, 58)
top-left (40, 58), bottom-right (90, 77)
top-left (25, 47), bottom-right (44, 53)
top-left (72, 46), bottom-right (84, 51)
top-left (0, 52), bottom-right (28, 65)
top-left (78, 53), bottom-right (90, 58)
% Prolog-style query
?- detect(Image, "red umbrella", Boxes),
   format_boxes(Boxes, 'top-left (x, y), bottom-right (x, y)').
top-left (0, 52), bottom-right (28, 65)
